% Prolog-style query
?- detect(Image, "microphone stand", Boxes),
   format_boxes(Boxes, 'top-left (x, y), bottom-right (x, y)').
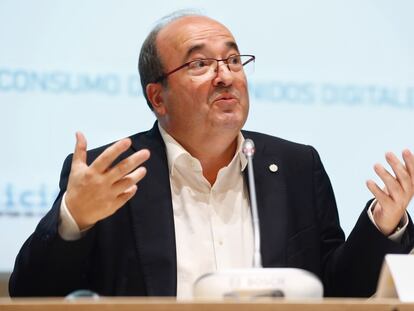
top-left (243, 139), bottom-right (262, 268)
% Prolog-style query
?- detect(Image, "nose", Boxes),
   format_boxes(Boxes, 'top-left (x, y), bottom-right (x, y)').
top-left (212, 61), bottom-right (234, 87)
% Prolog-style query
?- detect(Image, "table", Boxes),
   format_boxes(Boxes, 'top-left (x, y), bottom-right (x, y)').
top-left (1, 297), bottom-right (414, 311)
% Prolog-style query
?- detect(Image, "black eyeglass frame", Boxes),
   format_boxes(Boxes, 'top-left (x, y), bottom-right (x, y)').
top-left (154, 54), bottom-right (256, 83)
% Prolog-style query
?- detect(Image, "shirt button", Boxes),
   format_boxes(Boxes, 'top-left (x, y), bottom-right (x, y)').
top-left (191, 161), bottom-right (198, 171)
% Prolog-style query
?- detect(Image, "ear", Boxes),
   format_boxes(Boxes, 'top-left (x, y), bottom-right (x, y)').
top-left (146, 83), bottom-right (167, 116)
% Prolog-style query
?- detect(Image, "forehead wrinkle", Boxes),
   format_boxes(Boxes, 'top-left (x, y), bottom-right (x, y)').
top-left (182, 40), bottom-right (240, 63)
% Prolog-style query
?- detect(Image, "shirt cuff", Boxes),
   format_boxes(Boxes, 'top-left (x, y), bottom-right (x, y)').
top-left (367, 199), bottom-right (408, 243)
top-left (58, 192), bottom-right (83, 241)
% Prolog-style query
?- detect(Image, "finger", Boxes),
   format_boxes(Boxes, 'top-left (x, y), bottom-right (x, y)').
top-left (107, 149), bottom-right (150, 182)
top-left (72, 131), bottom-right (87, 168)
top-left (402, 149), bottom-right (414, 186)
top-left (366, 179), bottom-right (393, 207)
top-left (112, 166), bottom-right (147, 194)
top-left (90, 138), bottom-right (132, 173)
top-left (114, 184), bottom-right (138, 207)
top-left (385, 152), bottom-right (412, 193)
top-left (374, 163), bottom-right (403, 200)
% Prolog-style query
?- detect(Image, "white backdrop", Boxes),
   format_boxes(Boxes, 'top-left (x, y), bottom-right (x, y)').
top-left (1, 0), bottom-right (414, 272)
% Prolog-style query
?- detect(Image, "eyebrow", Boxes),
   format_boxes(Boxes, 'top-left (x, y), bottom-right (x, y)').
top-left (183, 41), bottom-right (240, 62)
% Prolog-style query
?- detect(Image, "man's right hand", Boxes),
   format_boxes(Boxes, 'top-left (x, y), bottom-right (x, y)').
top-left (65, 132), bottom-right (150, 230)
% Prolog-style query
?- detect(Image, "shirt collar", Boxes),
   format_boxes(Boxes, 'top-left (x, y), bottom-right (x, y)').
top-left (158, 123), bottom-right (248, 176)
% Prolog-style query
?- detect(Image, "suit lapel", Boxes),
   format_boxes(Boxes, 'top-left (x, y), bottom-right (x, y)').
top-left (243, 132), bottom-right (288, 267)
top-left (128, 123), bottom-right (177, 296)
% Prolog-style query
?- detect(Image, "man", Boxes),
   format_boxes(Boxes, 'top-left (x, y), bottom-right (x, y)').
top-left (9, 12), bottom-right (414, 298)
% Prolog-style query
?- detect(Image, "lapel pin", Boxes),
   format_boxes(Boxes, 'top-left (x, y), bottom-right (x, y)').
top-left (269, 163), bottom-right (278, 173)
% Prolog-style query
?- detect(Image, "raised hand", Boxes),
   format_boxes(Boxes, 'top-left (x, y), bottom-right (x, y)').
top-left (65, 132), bottom-right (150, 230)
top-left (366, 149), bottom-right (414, 236)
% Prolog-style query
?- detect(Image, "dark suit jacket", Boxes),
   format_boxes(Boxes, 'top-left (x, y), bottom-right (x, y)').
top-left (9, 123), bottom-right (414, 297)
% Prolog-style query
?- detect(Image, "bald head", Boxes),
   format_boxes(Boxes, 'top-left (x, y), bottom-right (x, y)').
top-left (156, 16), bottom-right (238, 72)
top-left (138, 13), bottom-right (237, 110)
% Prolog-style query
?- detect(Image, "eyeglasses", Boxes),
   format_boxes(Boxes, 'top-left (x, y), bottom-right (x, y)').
top-left (154, 54), bottom-right (255, 83)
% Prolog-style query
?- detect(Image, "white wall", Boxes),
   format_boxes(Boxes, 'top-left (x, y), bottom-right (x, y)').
top-left (1, 0), bottom-right (413, 272)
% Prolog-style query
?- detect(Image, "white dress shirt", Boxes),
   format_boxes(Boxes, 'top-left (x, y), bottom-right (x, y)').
top-left (158, 125), bottom-right (253, 299)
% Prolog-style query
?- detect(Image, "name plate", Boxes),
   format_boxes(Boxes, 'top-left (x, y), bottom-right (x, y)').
top-left (376, 254), bottom-right (414, 302)
top-left (193, 268), bottom-right (323, 299)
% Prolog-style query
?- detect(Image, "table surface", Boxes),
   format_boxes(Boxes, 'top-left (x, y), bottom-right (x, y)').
top-left (1, 297), bottom-right (414, 311)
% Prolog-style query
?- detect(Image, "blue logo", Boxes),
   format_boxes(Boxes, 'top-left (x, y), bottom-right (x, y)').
top-left (0, 183), bottom-right (58, 217)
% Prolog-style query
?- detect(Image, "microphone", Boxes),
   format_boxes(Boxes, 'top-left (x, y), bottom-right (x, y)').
top-left (242, 139), bottom-right (261, 268)
top-left (193, 138), bottom-right (323, 300)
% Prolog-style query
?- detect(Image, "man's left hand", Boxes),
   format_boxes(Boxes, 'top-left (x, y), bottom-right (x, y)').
top-left (367, 149), bottom-right (414, 236)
